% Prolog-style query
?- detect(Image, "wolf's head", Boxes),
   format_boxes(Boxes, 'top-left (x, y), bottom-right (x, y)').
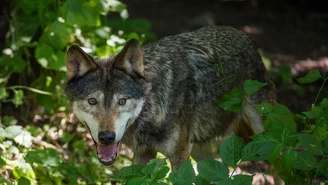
top-left (64, 40), bottom-right (147, 165)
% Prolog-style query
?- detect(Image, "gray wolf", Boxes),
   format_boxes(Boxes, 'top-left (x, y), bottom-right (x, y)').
top-left (64, 26), bottom-right (275, 170)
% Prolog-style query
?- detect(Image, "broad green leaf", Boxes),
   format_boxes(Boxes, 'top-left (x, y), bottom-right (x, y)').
top-left (40, 21), bottom-right (72, 50)
top-left (323, 137), bottom-right (328, 153)
top-left (65, 0), bottom-right (100, 27)
top-left (220, 135), bottom-right (245, 168)
top-left (35, 45), bottom-right (66, 71)
top-left (0, 88), bottom-right (8, 100)
top-left (5, 125), bottom-right (22, 139)
top-left (169, 160), bottom-right (195, 185)
top-left (268, 144), bottom-right (284, 164)
top-left (25, 150), bottom-right (44, 164)
top-left (13, 90), bottom-right (24, 107)
top-left (142, 158), bottom-right (167, 175)
top-left (0, 127), bottom-right (7, 138)
top-left (281, 150), bottom-right (297, 169)
top-left (320, 98), bottom-right (328, 109)
top-left (243, 79), bottom-right (267, 95)
top-left (297, 69), bottom-right (322, 84)
top-left (14, 130), bottom-right (33, 148)
top-left (0, 156), bottom-right (6, 166)
top-left (220, 175), bottom-right (253, 185)
top-left (126, 176), bottom-right (150, 185)
top-left (241, 141), bottom-right (277, 162)
top-left (293, 151), bottom-right (317, 170)
top-left (18, 177), bottom-right (31, 185)
top-left (298, 133), bottom-right (323, 155)
top-left (193, 175), bottom-right (210, 185)
top-left (197, 160), bottom-right (229, 182)
top-left (115, 165), bottom-right (144, 179)
top-left (317, 159), bottom-right (328, 178)
top-left (217, 88), bottom-right (243, 112)
top-left (258, 103), bottom-right (296, 130)
top-left (142, 158), bottom-right (169, 180)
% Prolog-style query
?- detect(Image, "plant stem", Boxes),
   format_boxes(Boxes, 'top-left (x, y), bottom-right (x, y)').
top-left (313, 72), bottom-right (327, 105)
top-left (6, 85), bottom-right (52, 95)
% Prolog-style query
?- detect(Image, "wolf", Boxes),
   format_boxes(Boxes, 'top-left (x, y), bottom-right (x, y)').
top-left (64, 26), bottom-right (275, 170)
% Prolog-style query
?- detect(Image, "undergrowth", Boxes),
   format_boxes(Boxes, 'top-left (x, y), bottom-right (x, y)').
top-left (0, 0), bottom-right (327, 184)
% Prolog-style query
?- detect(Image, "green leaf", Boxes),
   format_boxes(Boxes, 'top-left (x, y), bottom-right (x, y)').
top-left (193, 175), bottom-right (210, 185)
top-left (5, 125), bottom-right (22, 139)
top-left (298, 133), bottom-right (323, 155)
top-left (142, 158), bottom-right (169, 180)
top-left (243, 80), bottom-right (267, 95)
top-left (40, 21), bottom-right (72, 50)
top-left (268, 144), bottom-right (284, 164)
top-left (35, 45), bottom-right (66, 71)
top-left (0, 156), bottom-right (6, 166)
top-left (241, 141), bottom-right (277, 162)
top-left (18, 177), bottom-right (30, 185)
top-left (64, 0), bottom-right (100, 27)
top-left (142, 158), bottom-right (167, 175)
top-left (317, 159), bottom-right (328, 178)
top-left (197, 160), bottom-right (229, 182)
top-left (281, 150), bottom-right (297, 169)
top-left (126, 176), bottom-right (150, 185)
top-left (15, 130), bottom-right (33, 148)
top-left (220, 135), bottom-right (245, 168)
top-left (115, 165), bottom-right (144, 179)
top-left (13, 90), bottom-right (24, 106)
top-left (320, 98), bottom-right (328, 109)
top-left (297, 69), bottom-right (322, 84)
top-left (25, 150), bottom-right (44, 164)
top-left (258, 103), bottom-right (296, 130)
top-left (220, 175), bottom-right (253, 185)
top-left (217, 88), bottom-right (243, 112)
top-left (293, 151), bottom-right (317, 170)
top-left (0, 88), bottom-right (8, 100)
top-left (169, 160), bottom-right (195, 185)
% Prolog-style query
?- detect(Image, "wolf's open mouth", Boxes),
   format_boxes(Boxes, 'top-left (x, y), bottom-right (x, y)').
top-left (96, 142), bottom-right (119, 165)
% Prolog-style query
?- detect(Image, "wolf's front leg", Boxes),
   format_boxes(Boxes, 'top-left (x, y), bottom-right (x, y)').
top-left (132, 148), bottom-right (157, 166)
top-left (168, 132), bottom-right (192, 170)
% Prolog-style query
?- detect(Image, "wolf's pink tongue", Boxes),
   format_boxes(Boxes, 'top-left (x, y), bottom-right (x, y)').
top-left (96, 143), bottom-right (118, 165)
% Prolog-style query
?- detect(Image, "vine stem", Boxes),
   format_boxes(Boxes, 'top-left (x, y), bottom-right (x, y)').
top-left (313, 71), bottom-right (327, 105)
top-left (6, 85), bottom-right (52, 95)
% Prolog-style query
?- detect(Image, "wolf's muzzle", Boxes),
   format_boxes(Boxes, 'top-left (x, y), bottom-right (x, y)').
top-left (98, 131), bottom-right (116, 145)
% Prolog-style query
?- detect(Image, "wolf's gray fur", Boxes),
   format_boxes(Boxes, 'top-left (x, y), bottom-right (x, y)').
top-left (64, 26), bottom-right (275, 169)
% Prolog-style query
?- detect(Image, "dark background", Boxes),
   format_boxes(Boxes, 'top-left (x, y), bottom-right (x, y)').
top-left (121, 0), bottom-right (328, 113)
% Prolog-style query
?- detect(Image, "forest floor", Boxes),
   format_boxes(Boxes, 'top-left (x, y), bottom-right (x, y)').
top-left (121, 1), bottom-right (328, 184)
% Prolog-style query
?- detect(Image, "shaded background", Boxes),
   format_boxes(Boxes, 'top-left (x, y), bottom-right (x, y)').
top-left (121, 0), bottom-right (328, 113)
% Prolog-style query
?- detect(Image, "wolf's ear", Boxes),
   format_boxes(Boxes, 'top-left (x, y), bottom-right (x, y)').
top-left (115, 39), bottom-right (144, 77)
top-left (66, 45), bottom-right (98, 81)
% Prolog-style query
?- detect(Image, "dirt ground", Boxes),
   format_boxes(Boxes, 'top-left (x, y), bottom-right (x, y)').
top-left (122, 0), bottom-right (328, 113)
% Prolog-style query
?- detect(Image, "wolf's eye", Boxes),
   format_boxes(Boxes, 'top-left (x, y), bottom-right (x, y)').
top-left (118, 98), bottom-right (126, 105)
top-left (87, 98), bottom-right (97, 105)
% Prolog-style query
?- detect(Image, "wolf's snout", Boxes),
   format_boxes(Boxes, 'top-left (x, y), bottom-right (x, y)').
top-left (98, 131), bottom-right (116, 145)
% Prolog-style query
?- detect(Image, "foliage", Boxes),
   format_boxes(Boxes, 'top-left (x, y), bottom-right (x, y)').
top-left (114, 70), bottom-right (328, 185)
top-left (0, 0), bottom-right (154, 184)
top-left (0, 0), bottom-right (327, 184)
top-left (0, 0), bottom-right (154, 116)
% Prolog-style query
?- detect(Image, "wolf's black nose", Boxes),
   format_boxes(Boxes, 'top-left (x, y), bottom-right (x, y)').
top-left (98, 131), bottom-right (116, 145)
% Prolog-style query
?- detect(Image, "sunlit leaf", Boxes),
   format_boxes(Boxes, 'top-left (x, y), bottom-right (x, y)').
top-left (0, 88), bottom-right (8, 100)
top-left (5, 125), bottom-right (22, 139)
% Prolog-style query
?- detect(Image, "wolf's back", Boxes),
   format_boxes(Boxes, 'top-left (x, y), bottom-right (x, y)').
top-left (138, 26), bottom-right (274, 142)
